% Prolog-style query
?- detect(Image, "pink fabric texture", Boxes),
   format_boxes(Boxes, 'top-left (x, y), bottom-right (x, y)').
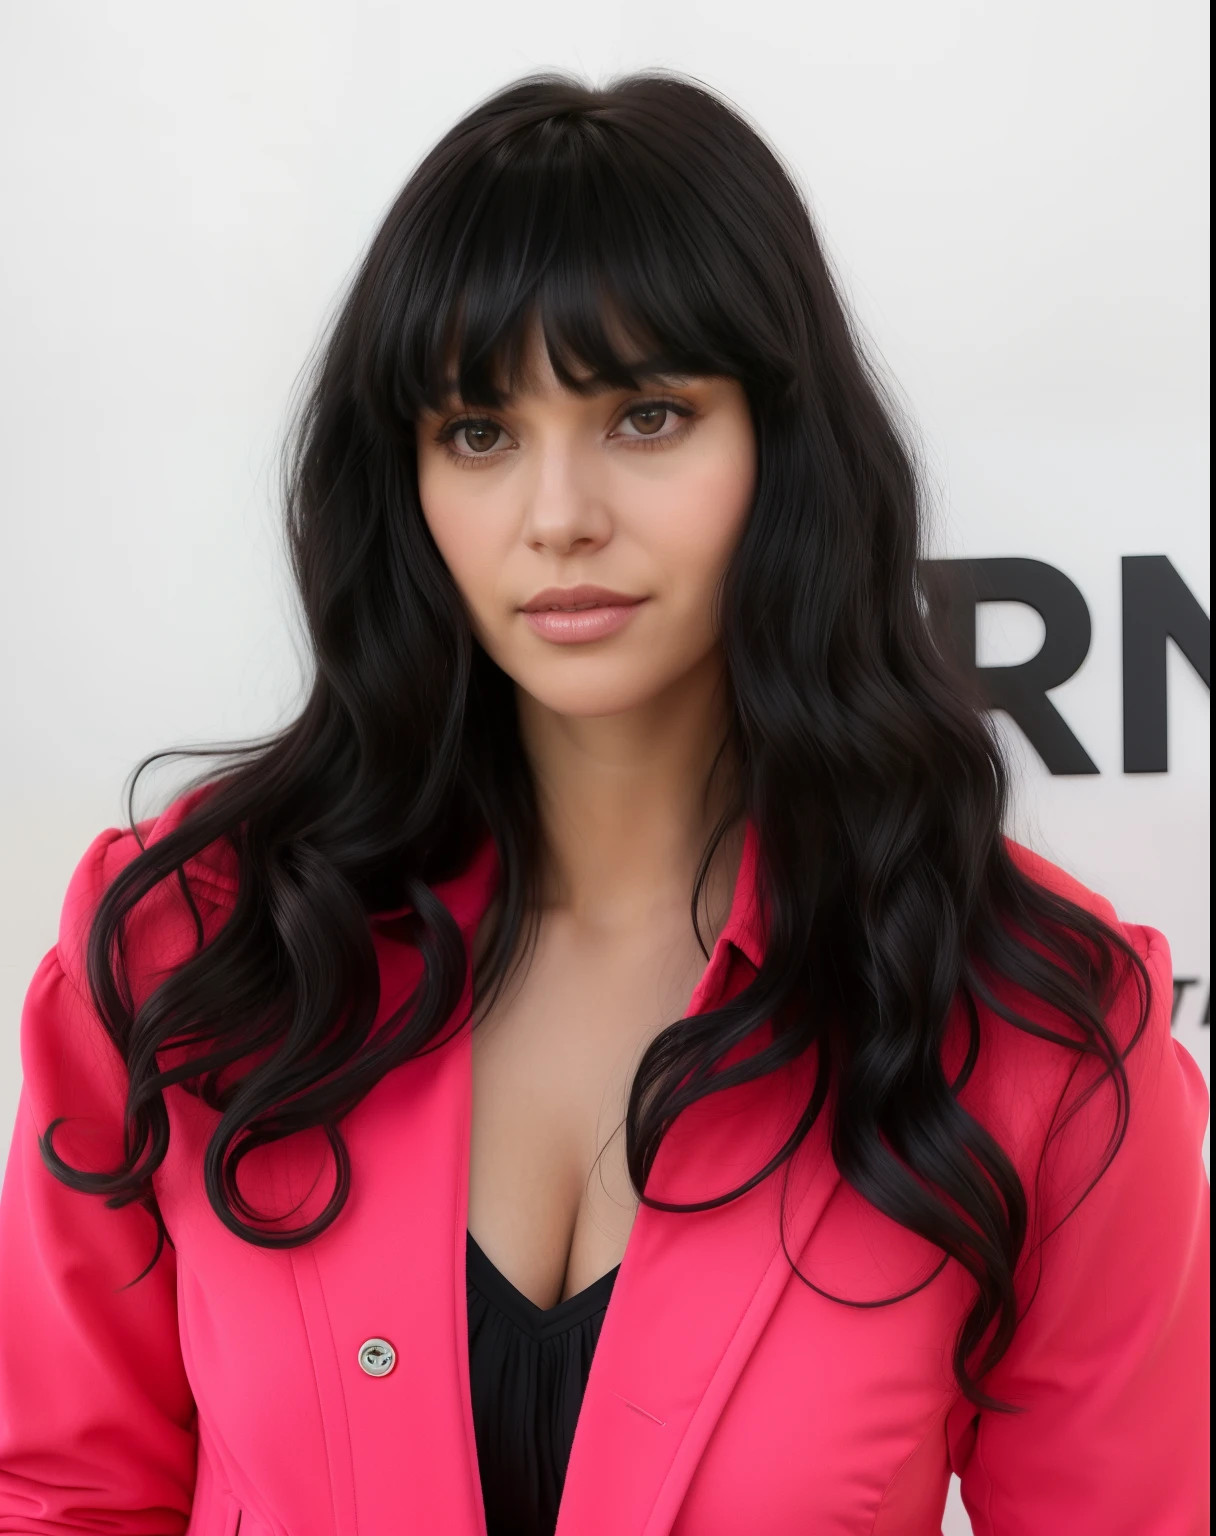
top-left (0, 795), bottom-right (1209, 1534)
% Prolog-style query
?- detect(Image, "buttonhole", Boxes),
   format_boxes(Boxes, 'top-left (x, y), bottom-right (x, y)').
top-left (613, 1391), bottom-right (667, 1427)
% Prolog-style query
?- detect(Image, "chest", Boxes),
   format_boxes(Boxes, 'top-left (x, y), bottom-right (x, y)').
top-left (467, 910), bottom-right (712, 1304)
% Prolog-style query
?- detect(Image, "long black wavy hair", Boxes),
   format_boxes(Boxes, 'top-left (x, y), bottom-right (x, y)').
top-left (46, 72), bottom-right (1148, 1408)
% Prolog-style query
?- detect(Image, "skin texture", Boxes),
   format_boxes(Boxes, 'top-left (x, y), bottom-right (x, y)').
top-left (416, 335), bottom-right (757, 1306)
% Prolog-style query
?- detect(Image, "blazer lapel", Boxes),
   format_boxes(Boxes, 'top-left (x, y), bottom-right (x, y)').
top-left (288, 1019), bottom-right (484, 1536)
top-left (284, 845), bottom-right (498, 1536)
top-left (557, 1064), bottom-right (841, 1536)
top-left (557, 869), bottom-right (842, 1536)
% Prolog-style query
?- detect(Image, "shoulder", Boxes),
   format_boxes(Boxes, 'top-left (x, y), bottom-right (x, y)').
top-left (988, 836), bottom-right (1169, 1049)
top-left (20, 787), bottom-right (237, 1139)
top-left (996, 835), bottom-right (1168, 1045)
top-left (1003, 836), bottom-right (1120, 927)
top-left (957, 840), bottom-right (1197, 1206)
top-left (56, 784), bottom-right (239, 996)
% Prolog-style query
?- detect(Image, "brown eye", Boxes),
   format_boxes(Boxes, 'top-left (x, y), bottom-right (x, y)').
top-left (456, 421), bottom-right (503, 454)
top-left (627, 405), bottom-right (669, 436)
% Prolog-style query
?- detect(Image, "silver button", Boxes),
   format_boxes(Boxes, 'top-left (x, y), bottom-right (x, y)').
top-left (357, 1337), bottom-right (397, 1377)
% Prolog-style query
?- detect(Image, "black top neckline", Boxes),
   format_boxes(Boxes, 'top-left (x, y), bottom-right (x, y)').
top-left (466, 1229), bottom-right (619, 1534)
top-left (466, 1230), bottom-right (622, 1341)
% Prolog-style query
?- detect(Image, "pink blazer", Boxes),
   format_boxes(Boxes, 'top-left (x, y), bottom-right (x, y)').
top-left (0, 798), bottom-right (1209, 1535)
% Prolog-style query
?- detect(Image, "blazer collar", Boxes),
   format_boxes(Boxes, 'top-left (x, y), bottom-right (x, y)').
top-left (716, 817), bottom-right (766, 971)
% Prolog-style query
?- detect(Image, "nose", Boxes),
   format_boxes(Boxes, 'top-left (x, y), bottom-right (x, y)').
top-left (518, 437), bottom-right (612, 557)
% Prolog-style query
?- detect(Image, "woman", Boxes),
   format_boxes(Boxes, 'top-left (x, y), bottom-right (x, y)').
top-left (0, 72), bottom-right (1207, 1536)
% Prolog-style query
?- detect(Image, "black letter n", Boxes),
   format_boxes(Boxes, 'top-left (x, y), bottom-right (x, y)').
top-left (1123, 557), bottom-right (1211, 773)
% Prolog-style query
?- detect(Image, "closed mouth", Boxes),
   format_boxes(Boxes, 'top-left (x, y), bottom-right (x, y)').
top-left (520, 585), bottom-right (644, 613)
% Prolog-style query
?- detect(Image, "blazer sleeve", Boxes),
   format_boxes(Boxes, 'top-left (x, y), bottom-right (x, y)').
top-left (0, 831), bottom-right (197, 1533)
top-left (947, 922), bottom-right (1210, 1536)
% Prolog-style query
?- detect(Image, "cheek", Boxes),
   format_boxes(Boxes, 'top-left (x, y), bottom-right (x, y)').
top-left (417, 476), bottom-right (509, 635)
top-left (639, 444), bottom-right (754, 614)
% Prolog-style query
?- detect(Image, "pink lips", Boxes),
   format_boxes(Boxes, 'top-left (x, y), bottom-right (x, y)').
top-left (520, 585), bottom-right (647, 644)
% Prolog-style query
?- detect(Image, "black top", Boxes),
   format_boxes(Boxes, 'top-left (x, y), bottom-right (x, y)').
top-left (466, 1230), bottom-right (620, 1536)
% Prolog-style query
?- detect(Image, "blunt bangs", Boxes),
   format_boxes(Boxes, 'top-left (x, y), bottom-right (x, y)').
top-left (366, 79), bottom-right (801, 417)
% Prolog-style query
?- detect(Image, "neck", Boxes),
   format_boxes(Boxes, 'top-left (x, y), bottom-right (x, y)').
top-left (516, 650), bottom-right (743, 936)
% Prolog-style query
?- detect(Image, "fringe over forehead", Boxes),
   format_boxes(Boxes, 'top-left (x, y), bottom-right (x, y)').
top-left (352, 74), bottom-right (812, 418)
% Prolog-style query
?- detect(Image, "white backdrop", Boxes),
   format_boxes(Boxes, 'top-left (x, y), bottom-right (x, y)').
top-left (0, 5), bottom-right (1208, 1532)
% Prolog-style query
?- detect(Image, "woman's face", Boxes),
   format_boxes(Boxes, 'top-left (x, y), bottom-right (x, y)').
top-left (415, 338), bottom-right (756, 721)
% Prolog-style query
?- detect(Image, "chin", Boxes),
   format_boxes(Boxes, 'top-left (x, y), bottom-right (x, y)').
top-left (512, 663), bottom-right (681, 721)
